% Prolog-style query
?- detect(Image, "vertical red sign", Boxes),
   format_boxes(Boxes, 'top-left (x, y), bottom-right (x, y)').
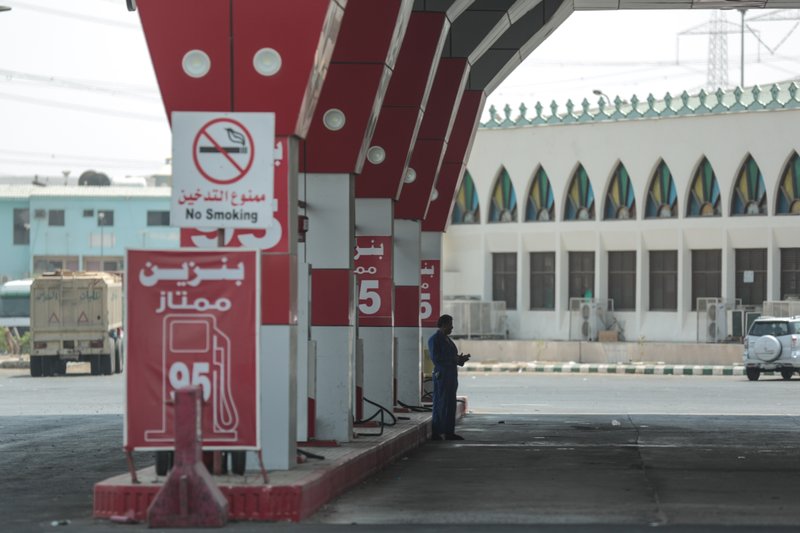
top-left (180, 136), bottom-right (290, 253)
top-left (354, 236), bottom-right (393, 327)
top-left (125, 249), bottom-right (260, 450)
top-left (420, 259), bottom-right (440, 327)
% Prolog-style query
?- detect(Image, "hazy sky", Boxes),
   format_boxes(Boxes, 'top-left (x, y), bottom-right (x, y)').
top-left (1, 1), bottom-right (799, 179)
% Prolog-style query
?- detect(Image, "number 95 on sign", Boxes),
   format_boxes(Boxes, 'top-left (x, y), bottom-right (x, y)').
top-left (168, 361), bottom-right (211, 401)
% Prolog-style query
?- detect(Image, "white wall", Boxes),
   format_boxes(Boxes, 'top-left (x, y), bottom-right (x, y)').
top-left (446, 108), bottom-right (800, 342)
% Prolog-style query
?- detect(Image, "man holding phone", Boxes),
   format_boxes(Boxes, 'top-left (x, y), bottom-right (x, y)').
top-left (427, 314), bottom-right (470, 441)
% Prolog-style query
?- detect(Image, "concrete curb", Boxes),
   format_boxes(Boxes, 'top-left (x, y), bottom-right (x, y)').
top-left (463, 361), bottom-right (746, 376)
top-left (0, 357), bottom-right (28, 369)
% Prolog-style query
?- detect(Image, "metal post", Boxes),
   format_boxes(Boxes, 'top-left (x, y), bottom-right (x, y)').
top-left (740, 8), bottom-right (747, 88)
top-left (147, 386), bottom-right (228, 527)
top-left (98, 212), bottom-right (104, 271)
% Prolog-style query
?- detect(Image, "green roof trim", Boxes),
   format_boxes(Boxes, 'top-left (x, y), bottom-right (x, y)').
top-left (482, 82), bottom-right (800, 129)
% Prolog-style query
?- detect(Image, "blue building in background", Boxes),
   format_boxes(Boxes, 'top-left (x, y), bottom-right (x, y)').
top-left (0, 185), bottom-right (178, 282)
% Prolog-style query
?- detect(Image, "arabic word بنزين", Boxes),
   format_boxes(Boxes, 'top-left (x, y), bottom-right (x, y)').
top-left (139, 259), bottom-right (246, 287)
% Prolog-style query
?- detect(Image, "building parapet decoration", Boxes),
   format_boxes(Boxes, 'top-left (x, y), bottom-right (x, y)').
top-left (481, 82), bottom-right (800, 129)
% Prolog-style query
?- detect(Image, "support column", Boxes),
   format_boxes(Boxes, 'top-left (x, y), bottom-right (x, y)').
top-left (420, 230), bottom-right (442, 357)
top-left (355, 198), bottom-right (395, 415)
top-left (258, 137), bottom-right (300, 470)
top-left (307, 173), bottom-right (355, 443)
top-left (394, 219), bottom-right (421, 405)
top-left (296, 171), bottom-right (312, 442)
top-left (136, 0), bottom-right (344, 471)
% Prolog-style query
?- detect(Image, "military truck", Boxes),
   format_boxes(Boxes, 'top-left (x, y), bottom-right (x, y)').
top-left (29, 271), bottom-right (123, 377)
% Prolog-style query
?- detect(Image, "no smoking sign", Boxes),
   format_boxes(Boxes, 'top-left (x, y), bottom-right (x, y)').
top-left (172, 112), bottom-right (276, 230)
top-left (193, 118), bottom-right (254, 185)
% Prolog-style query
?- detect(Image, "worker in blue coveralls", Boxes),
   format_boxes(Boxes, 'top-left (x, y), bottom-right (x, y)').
top-left (427, 314), bottom-right (470, 441)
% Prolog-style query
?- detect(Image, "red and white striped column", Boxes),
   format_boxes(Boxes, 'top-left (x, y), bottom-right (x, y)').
top-left (136, 0), bottom-right (345, 469)
top-left (306, 173), bottom-right (355, 443)
top-left (393, 219), bottom-right (422, 405)
top-left (355, 198), bottom-right (395, 415)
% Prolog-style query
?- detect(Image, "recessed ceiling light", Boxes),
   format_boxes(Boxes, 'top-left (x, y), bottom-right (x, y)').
top-left (367, 146), bottom-right (386, 165)
top-left (253, 48), bottom-right (282, 77)
top-left (182, 50), bottom-right (211, 78)
top-left (323, 109), bottom-right (346, 131)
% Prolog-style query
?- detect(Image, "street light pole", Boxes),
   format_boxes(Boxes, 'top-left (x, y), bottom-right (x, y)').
top-left (592, 89), bottom-right (612, 107)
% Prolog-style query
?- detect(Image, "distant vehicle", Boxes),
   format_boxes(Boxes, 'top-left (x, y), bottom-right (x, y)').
top-left (0, 278), bottom-right (32, 332)
top-left (29, 271), bottom-right (124, 377)
top-left (742, 316), bottom-right (800, 381)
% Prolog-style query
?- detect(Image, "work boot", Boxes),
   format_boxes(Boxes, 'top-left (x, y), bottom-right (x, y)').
top-left (445, 433), bottom-right (464, 440)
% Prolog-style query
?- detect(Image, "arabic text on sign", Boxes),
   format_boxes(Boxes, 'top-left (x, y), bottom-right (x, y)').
top-left (354, 241), bottom-right (385, 261)
top-left (139, 258), bottom-right (245, 287)
top-left (155, 291), bottom-right (232, 314)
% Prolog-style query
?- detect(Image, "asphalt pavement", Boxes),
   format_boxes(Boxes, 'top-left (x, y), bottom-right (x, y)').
top-left (3, 369), bottom-right (800, 532)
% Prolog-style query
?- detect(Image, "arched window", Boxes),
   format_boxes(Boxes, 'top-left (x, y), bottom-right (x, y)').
top-left (564, 164), bottom-right (595, 221)
top-left (604, 162), bottom-right (636, 220)
top-left (488, 168), bottom-right (518, 223)
top-left (687, 157), bottom-right (721, 217)
top-left (777, 152), bottom-right (800, 215)
top-left (451, 171), bottom-right (481, 224)
top-left (731, 155), bottom-right (767, 216)
top-left (525, 166), bottom-right (554, 222)
top-left (645, 160), bottom-right (678, 219)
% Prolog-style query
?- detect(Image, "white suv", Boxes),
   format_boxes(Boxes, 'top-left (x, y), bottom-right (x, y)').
top-left (743, 316), bottom-right (800, 381)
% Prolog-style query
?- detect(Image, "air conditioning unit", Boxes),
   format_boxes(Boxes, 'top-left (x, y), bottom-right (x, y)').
top-left (580, 301), bottom-right (603, 341)
top-left (706, 302), bottom-right (727, 342)
top-left (33, 209), bottom-right (46, 219)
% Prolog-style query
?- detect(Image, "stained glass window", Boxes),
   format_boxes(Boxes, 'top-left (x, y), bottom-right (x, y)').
top-left (687, 157), bottom-right (721, 217)
top-left (731, 155), bottom-right (767, 216)
top-left (645, 160), bottom-right (677, 219)
top-left (564, 164), bottom-right (595, 221)
top-left (525, 166), bottom-right (554, 222)
top-left (777, 152), bottom-right (800, 215)
top-left (604, 163), bottom-right (636, 220)
top-left (488, 168), bottom-right (518, 223)
top-left (451, 171), bottom-right (481, 224)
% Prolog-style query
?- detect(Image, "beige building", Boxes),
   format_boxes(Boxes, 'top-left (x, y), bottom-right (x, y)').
top-left (443, 84), bottom-right (800, 343)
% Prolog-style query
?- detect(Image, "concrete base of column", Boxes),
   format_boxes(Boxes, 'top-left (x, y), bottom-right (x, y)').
top-left (358, 326), bottom-right (394, 418)
top-left (395, 326), bottom-right (421, 407)
top-left (296, 258), bottom-right (311, 443)
top-left (312, 325), bottom-right (354, 443)
top-left (254, 325), bottom-right (297, 471)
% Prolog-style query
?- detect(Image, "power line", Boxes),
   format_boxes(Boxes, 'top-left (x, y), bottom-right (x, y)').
top-left (0, 156), bottom-right (162, 171)
top-left (0, 148), bottom-right (162, 166)
top-left (0, 69), bottom-right (159, 100)
top-left (10, 0), bottom-right (139, 29)
top-left (0, 90), bottom-right (165, 122)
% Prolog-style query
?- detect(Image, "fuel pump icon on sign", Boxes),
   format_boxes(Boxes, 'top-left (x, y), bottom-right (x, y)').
top-left (145, 314), bottom-right (240, 443)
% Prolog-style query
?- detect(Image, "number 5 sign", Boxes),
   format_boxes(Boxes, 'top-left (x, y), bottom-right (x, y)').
top-left (420, 260), bottom-right (440, 327)
top-left (354, 236), bottom-right (392, 327)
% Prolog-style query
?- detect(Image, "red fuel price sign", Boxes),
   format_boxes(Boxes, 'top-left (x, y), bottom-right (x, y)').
top-left (354, 236), bottom-right (392, 327)
top-left (125, 249), bottom-right (260, 450)
top-left (420, 259), bottom-right (440, 327)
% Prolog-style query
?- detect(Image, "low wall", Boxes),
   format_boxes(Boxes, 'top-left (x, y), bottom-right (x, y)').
top-left (456, 339), bottom-right (743, 366)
